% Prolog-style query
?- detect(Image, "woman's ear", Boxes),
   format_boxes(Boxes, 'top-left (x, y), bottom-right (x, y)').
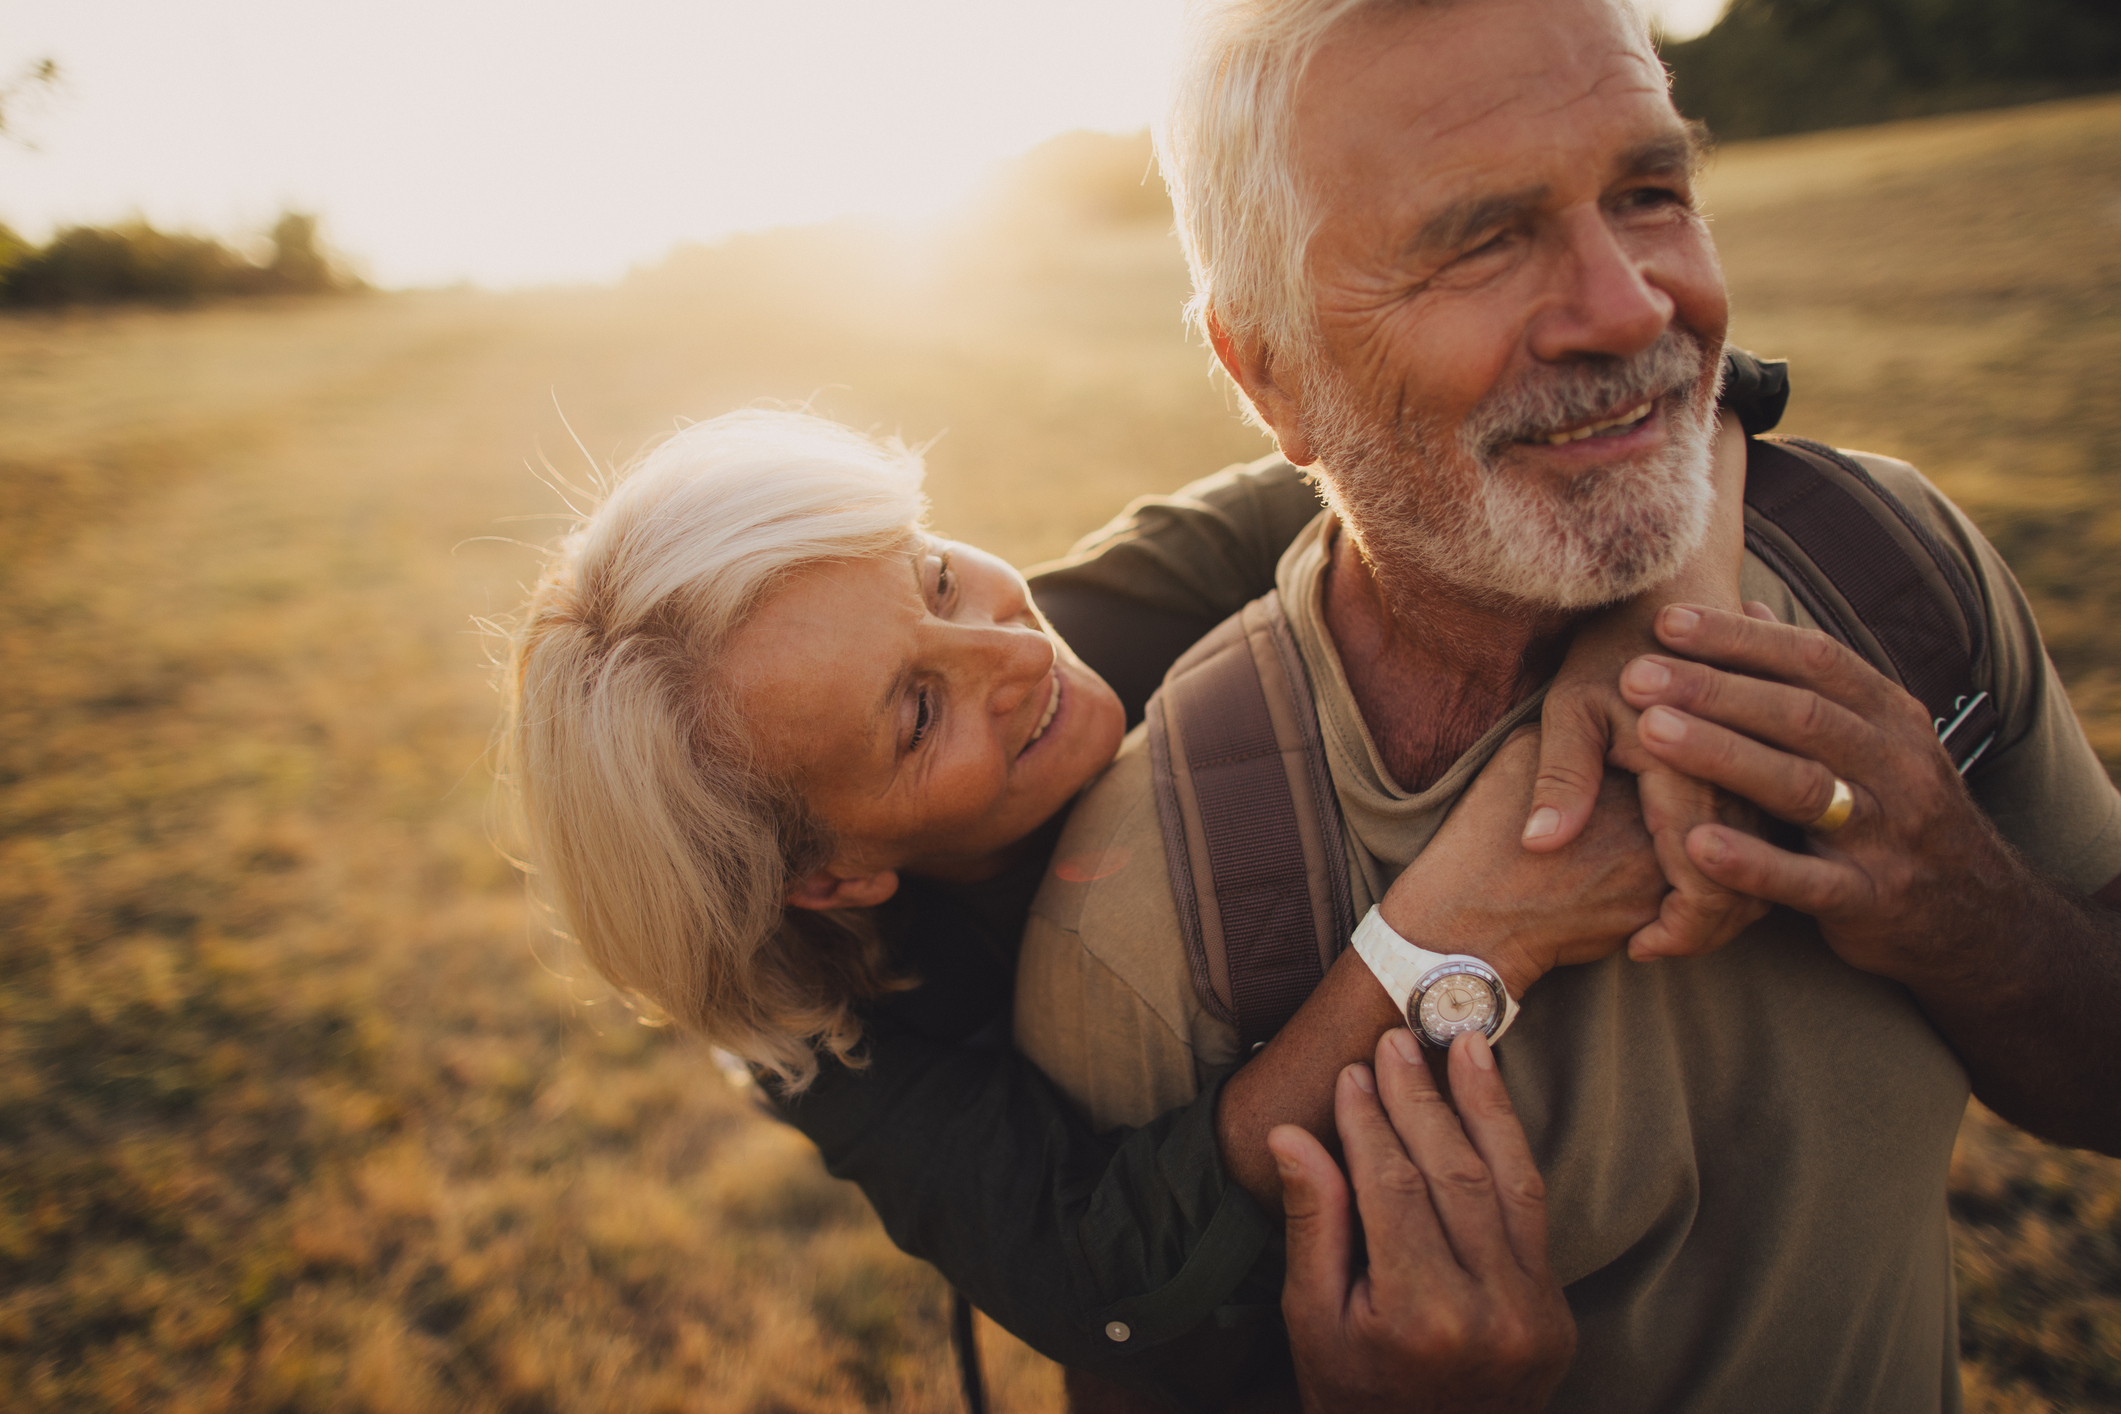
top-left (787, 866), bottom-right (901, 912)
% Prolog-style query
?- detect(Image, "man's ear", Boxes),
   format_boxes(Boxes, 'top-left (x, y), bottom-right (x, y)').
top-left (1208, 311), bottom-right (1317, 468)
top-left (787, 866), bottom-right (901, 912)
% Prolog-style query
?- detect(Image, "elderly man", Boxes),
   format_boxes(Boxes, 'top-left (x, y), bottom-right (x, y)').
top-left (1010, 0), bottom-right (2121, 1409)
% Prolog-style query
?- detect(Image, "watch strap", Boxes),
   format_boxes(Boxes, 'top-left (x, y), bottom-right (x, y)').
top-left (1350, 905), bottom-right (1519, 1044)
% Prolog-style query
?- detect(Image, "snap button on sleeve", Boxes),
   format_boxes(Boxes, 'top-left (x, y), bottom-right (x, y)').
top-left (1104, 1321), bottom-right (1131, 1343)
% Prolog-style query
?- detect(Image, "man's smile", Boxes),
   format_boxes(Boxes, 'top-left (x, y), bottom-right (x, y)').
top-left (1527, 399), bottom-right (1654, 445)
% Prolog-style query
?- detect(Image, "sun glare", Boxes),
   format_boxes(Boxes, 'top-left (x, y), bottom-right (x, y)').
top-left (0, 0), bottom-right (1718, 289)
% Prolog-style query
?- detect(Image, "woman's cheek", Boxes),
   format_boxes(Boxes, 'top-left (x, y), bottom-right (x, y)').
top-left (930, 751), bottom-right (1012, 834)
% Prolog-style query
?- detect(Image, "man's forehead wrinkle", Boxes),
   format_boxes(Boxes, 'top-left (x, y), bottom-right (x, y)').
top-left (1500, 51), bottom-right (1670, 130)
top-left (1418, 85), bottom-right (1532, 148)
top-left (1333, 51), bottom-right (1671, 181)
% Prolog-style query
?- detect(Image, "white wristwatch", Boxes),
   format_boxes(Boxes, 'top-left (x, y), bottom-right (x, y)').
top-left (1351, 906), bottom-right (1519, 1049)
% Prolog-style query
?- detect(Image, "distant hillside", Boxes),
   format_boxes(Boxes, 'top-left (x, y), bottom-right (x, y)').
top-left (0, 212), bottom-right (363, 309)
top-left (1665, 0), bottom-right (2121, 139)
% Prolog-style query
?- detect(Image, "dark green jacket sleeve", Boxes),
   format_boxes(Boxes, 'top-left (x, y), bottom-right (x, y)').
top-left (765, 353), bottom-right (1790, 1405)
top-left (768, 1019), bottom-right (1287, 1409)
top-left (1029, 455), bottom-right (1322, 728)
top-left (760, 460), bottom-right (1323, 1407)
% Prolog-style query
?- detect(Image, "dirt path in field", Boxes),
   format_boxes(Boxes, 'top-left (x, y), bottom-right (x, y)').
top-left (4, 95), bottom-right (2120, 1414)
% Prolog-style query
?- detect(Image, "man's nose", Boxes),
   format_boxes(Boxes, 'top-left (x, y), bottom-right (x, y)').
top-left (1527, 206), bottom-right (1675, 363)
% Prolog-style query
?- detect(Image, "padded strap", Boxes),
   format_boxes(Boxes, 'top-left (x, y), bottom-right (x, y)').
top-left (1148, 592), bottom-right (1353, 1048)
top-left (1744, 437), bottom-right (1999, 773)
top-left (1148, 435), bottom-right (2003, 1052)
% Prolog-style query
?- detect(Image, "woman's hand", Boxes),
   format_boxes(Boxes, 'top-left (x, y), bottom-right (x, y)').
top-left (1274, 1031), bottom-right (1574, 1414)
top-left (1219, 727), bottom-right (1663, 1211)
top-left (1377, 727), bottom-right (1666, 1000)
top-left (1518, 410), bottom-right (1767, 958)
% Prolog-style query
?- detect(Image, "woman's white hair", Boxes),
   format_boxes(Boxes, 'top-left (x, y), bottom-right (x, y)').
top-left (1156, 0), bottom-right (1656, 393)
top-left (499, 409), bottom-right (927, 1091)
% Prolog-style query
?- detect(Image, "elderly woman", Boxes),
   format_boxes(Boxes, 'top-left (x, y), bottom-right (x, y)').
top-left (507, 410), bottom-right (1127, 1092)
top-left (501, 384), bottom-right (1764, 1407)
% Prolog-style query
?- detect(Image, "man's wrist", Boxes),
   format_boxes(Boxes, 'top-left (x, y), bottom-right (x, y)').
top-left (1372, 902), bottom-right (1545, 1003)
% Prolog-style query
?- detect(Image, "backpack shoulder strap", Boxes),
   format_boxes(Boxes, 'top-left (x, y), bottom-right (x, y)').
top-left (1146, 590), bottom-right (1354, 1049)
top-left (1744, 435), bottom-right (1999, 773)
top-left (1145, 436), bottom-right (2003, 1049)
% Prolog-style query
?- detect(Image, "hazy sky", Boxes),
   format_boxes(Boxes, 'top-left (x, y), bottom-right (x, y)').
top-left (0, 0), bottom-right (1727, 289)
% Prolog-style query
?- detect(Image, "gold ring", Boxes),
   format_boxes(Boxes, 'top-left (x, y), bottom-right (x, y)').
top-left (1807, 777), bottom-right (1855, 833)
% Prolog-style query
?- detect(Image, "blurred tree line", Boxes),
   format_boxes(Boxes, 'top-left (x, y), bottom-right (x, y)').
top-left (0, 212), bottom-right (364, 308)
top-left (1665, 0), bottom-right (2121, 138)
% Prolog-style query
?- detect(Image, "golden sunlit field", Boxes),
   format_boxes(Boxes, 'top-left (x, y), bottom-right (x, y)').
top-left (5, 94), bottom-right (2121, 1413)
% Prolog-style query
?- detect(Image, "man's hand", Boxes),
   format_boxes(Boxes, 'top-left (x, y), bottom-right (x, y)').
top-left (1618, 601), bottom-right (2121, 1153)
top-left (1380, 727), bottom-right (1666, 999)
top-left (1519, 411), bottom-right (1763, 959)
top-left (1272, 1030), bottom-right (1574, 1414)
top-left (1615, 602), bottom-right (2011, 979)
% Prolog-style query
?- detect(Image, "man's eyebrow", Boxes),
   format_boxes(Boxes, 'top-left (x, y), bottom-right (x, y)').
top-left (1403, 128), bottom-right (1707, 262)
top-left (1405, 184), bottom-right (1549, 259)
top-left (1618, 128), bottom-right (1706, 182)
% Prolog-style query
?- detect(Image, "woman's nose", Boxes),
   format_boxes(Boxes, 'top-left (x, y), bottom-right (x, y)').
top-left (970, 623), bottom-right (1055, 717)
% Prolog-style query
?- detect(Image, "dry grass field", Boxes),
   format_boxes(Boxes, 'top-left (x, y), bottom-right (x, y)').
top-left (3, 93), bottom-right (2119, 1412)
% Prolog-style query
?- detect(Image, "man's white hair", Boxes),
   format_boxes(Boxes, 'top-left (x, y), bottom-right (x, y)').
top-left (1156, 0), bottom-right (1658, 390)
top-left (1156, 0), bottom-right (1382, 375)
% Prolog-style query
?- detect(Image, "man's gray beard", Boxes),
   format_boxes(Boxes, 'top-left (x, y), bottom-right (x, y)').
top-left (1302, 331), bottom-right (1722, 612)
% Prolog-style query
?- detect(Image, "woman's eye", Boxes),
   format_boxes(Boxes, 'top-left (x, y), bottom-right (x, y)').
top-left (909, 688), bottom-right (932, 750)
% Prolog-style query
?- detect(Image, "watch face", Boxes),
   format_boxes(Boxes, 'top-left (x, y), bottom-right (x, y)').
top-left (1413, 964), bottom-right (1503, 1047)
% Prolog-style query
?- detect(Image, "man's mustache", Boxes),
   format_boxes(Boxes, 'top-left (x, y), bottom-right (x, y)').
top-left (1464, 331), bottom-right (1713, 458)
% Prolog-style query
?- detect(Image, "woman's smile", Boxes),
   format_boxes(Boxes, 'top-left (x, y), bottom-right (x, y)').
top-left (725, 535), bottom-right (1126, 890)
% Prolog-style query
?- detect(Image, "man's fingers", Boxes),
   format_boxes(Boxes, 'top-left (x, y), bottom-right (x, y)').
top-left (1270, 1122), bottom-right (1354, 1332)
top-left (1687, 824), bottom-right (1873, 917)
top-left (1442, 1033), bottom-right (1555, 1286)
top-left (1635, 706), bottom-right (1866, 829)
top-left (1370, 1030), bottom-right (1518, 1285)
top-left (1654, 603), bottom-right (1892, 713)
top-left (1621, 655), bottom-right (1878, 776)
top-left (1523, 692), bottom-right (1612, 852)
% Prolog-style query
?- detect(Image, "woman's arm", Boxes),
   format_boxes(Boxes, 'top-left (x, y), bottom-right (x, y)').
top-left (767, 1007), bottom-right (1287, 1410)
top-left (1213, 408), bottom-right (1763, 1211)
top-left (1030, 456), bottom-right (1326, 728)
top-left (1212, 731), bottom-right (1673, 1210)
top-left (767, 358), bottom-right (1784, 1392)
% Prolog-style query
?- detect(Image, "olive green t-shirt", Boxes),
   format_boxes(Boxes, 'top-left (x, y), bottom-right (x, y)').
top-left (1014, 452), bottom-right (2121, 1414)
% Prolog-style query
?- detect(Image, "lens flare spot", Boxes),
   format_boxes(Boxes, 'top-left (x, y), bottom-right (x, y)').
top-left (1054, 848), bottom-right (1130, 883)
